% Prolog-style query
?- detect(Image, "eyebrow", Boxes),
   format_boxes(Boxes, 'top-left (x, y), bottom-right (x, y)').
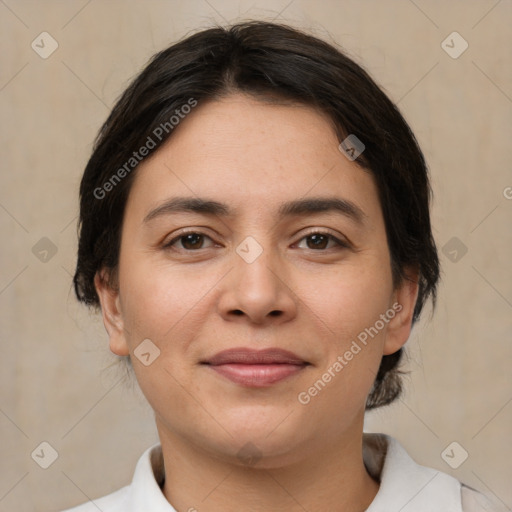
top-left (143, 196), bottom-right (366, 225)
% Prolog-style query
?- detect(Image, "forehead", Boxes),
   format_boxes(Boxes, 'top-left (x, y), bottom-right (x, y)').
top-left (163, 94), bottom-right (342, 175)
top-left (127, 94), bottom-right (382, 225)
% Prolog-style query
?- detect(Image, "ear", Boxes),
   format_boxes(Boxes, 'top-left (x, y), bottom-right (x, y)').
top-left (94, 270), bottom-right (130, 356)
top-left (383, 267), bottom-right (420, 356)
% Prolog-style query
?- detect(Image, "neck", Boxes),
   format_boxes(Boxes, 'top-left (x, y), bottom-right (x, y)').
top-left (157, 421), bottom-right (379, 512)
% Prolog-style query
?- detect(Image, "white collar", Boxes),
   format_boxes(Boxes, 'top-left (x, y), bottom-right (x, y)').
top-left (128, 443), bottom-right (173, 510)
top-left (363, 433), bottom-right (462, 511)
top-left (82, 433), bottom-right (463, 511)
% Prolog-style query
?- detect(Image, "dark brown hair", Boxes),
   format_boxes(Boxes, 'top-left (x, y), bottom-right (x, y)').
top-left (73, 21), bottom-right (440, 409)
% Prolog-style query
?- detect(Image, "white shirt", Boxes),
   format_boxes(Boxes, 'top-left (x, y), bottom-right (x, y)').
top-left (62, 433), bottom-right (500, 512)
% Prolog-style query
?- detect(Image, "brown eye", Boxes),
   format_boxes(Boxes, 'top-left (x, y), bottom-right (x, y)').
top-left (180, 233), bottom-right (205, 250)
top-left (305, 233), bottom-right (330, 249)
top-left (296, 231), bottom-right (348, 251)
top-left (165, 232), bottom-right (215, 251)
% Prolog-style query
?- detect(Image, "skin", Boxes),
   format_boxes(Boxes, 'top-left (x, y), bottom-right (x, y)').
top-left (95, 93), bottom-right (419, 512)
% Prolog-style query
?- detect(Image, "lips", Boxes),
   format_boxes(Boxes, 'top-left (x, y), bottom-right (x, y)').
top-left (202, 348), bottom-right (309, 387)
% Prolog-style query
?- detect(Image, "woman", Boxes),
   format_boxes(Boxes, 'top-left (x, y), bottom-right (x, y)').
top-left (66, 21), bottom-right (497, 512)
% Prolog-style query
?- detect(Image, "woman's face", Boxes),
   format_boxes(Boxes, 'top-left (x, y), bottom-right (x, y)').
top-left (97, 94), bottom-right (417, 467)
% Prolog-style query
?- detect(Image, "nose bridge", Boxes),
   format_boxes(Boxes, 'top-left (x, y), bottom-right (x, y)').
top-left (235, 233), bottom-right (281, 298)
top-left (218, 233), bottom-right (296, 324)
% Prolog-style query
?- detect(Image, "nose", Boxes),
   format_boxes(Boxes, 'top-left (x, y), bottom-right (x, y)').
top-left (217, 241), bottom-right (298, 325)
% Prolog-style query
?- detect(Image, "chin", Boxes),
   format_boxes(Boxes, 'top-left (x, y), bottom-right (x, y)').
top-left (203, 414), bottom-right (313, 468)
top-left (216, 436), bottom-right (310, 470)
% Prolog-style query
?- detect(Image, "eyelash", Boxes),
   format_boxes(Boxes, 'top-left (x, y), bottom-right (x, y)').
top-left (163, 229), bottom-right (350, 252)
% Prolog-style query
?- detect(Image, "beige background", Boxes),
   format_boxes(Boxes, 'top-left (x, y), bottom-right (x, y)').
top-left (0, 1), bottom-right (511, 511)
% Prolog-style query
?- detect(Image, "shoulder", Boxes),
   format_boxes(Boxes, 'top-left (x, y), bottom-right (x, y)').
top-left (60, 486), bottom-right (130, 512)
top-left (59, 443), bottom-right (169, 512)
top-left (363, 433), bottom-right (503, 512)
top-left (461, 485), bottom-right (508, 512)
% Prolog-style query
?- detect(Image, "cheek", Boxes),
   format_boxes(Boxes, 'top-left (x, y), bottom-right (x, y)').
top-left (117, 259), bottom-right (218, 427)
top-left (119, 256), bottom-right (187, 333)
top-left (301, 258), bottom-right (394, 343)
top-left (295, 249), bottom-right (394, 405)
top-left (117, 254), bottom-right (226, 358)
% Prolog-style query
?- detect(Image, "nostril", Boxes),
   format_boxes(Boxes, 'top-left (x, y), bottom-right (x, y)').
top-left (230, 310), bottom-right (282, 317)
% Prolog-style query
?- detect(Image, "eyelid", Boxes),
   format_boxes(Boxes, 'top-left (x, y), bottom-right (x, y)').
top-left (294, 228), bottom-right (351, 249)
top-left (162, 228), bottom-right (218, 249)
top-left (161, 227), bottom-right (351, 251)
